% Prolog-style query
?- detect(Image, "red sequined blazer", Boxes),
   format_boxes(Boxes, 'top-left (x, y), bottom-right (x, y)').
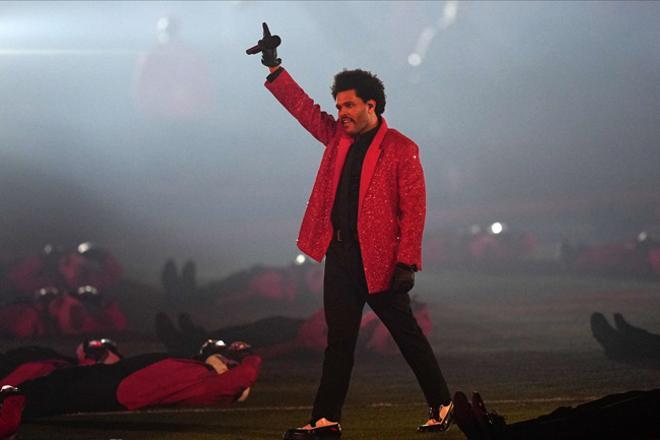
top-left (265, 69), bottom-right (426, 293)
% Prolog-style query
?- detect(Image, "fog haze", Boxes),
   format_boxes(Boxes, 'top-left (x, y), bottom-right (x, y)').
top-left (1, 1), bottom-right (659, 281)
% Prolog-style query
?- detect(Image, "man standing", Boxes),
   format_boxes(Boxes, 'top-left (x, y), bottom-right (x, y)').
top-left (247, 23), bottom-right (453, 437)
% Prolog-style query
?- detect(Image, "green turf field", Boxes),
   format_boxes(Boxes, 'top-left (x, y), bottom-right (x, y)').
top-left (11, 270), bottom-right (660, 439)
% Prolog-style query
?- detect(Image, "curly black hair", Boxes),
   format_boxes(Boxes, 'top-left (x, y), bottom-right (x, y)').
top-left (331, 69), bottom-right (386, 116)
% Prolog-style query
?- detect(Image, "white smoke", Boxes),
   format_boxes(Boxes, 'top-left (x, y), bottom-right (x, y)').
top-left (408, 0), bottom-right (459, 67)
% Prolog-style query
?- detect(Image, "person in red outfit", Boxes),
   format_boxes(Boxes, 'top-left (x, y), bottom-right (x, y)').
top-left (0, 386), bottom-right (24, 440)
top-left (0, 339), bottom-right (122, 387)
top-left (247, 23), bottom-right (452, 438)
top-left (0, 285), bottom-right (126, 339)
top-left (58, 242), bottom-right (123, 292)
top-left (0, 287), bottom-right (62, 338)
top-left (48, 285), bottom-right (127, 336)
top-left (0, 349), bottom-right (73, 388)
top-left (74, 338), bottom-right (124, 366)
top-left (0, 301), bottom-right (47, 339)
top-left (134, 16), bottom-right (215, 121)
top-left (5, 246), bottom-right (68, 296)
top-left (0, 349), bottom-right (260, 438)
top-left (6, 243), bottom-right (122, 298)
top-left (157, 297), bottom-right (433, 359)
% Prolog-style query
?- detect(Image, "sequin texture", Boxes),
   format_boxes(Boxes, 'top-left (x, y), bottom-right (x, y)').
top-left (266, 69), bottom-right (425, 293)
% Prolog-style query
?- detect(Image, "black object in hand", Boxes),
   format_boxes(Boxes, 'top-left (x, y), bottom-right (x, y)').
top-left (246, 22), bottom-right (282, 67)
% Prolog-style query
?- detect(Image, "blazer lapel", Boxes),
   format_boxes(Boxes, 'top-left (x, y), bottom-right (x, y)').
top-left (358, 118), bottom-right (388, 210)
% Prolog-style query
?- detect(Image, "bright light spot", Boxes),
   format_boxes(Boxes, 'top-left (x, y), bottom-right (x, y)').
top-left (77, 242), bottom-right (93, 253)
top-left (638, 231), bottom-right (648, 242)
top-left (490, 222), bottom-right (504, 235)
top-left (294, 254), bottom-right (306, 265)
top-left (445, 1), bottom-right (458, 21)
top-left (439, 1), bottom-right (459, 29)
top-left (408, 53), bottom-right (422, 66)
top-left (156, 17), bottom-right (171, 33)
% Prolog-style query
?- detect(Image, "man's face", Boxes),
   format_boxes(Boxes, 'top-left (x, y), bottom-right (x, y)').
top-left (335, 89), bottom-right (376, 136)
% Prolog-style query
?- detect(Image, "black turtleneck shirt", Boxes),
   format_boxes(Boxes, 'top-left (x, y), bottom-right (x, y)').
top-left (331, 121), bottom-right (380, 241)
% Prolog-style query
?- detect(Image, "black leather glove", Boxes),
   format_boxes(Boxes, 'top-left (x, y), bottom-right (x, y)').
top-left (245, 22), bottom-right (282, 67)
top-left (391, 262), bottom-right (416, 293)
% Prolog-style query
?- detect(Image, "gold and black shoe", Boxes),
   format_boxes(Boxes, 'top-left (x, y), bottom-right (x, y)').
top-left (417, 401), bottom-right (454, 433)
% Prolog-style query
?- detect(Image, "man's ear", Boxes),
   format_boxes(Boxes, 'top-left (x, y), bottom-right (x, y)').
top-left (367, 100), bottom-right (376, 111)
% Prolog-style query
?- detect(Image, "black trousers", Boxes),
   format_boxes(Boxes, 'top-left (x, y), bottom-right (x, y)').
top-left (311, 239), bottom-right (451, 423)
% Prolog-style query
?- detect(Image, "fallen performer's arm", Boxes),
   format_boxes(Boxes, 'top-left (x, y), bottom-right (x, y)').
top-left (116, 354), bottom-right (262, 409)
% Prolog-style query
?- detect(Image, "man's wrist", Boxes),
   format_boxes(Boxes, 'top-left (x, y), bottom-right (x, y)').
top-left (266, 66), bottom-right (283, 83)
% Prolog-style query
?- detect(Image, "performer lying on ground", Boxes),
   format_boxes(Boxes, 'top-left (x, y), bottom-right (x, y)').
top-left (156, 297), bottom-right (433, 359)
top-left (5, 242), bottom-right (122, 297)
top-left (591, 312), bottom-right (660, 367)
top-left (165, 260), bottom-right (324, 305)
top-left (0, 339), bottom-right (122, 386)
top-left (0, 342), bottom-right (260, 439)
top-left (247, 22), bottom-right (452, 438)
top-left (0, 285), bottom-right (127, 338)
top-left (452, 389), bottom-right (660, 440)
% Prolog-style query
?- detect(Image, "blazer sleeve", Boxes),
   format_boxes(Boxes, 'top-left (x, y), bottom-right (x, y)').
top-left (396, 141), bottom-right (426, 270)
top-left (264, 69), bottom-right (338, 146)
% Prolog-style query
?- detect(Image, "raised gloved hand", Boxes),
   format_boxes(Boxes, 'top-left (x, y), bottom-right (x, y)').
top-left (391, 263), bottom-right (416, 294)
top-left (245, 22), bottom-right (282, 67)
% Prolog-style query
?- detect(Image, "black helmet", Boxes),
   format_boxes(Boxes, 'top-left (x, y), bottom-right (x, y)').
top-left (0, 385), bottom-right (22, 403)
top-left (76, 285), bottom-right (102, 304)
top-left (42, 244), bottom-right (58, 256)
top-left (77, 242), bottom-right (107, 263)
top-left (199, 339), bottom-right (228, 358)
top-left (41, 244), bottom-right (63, 268)
top-left (34, 286), bottom-right (61, 302)
top-left (82, 338), bottom-right (121, 362)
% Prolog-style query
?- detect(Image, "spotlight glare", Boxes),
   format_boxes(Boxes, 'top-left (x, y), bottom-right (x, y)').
top-left (408, 53), bottom-right (422, 67)
top-left (294, 254), bottom-right (306, 265)
top-left (490, 222), bottom-right (504, 235)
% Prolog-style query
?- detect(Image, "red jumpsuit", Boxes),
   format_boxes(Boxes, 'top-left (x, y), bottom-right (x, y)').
top-left (0, 354), bottom-right (261, 437)
top-left (117, 356), bottom-right (261, 409)
top-left (1, 359), bottom-right (71, 387)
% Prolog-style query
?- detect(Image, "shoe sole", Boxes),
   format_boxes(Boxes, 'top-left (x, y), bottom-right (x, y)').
top-left (283, 425), bottom-right (341, 440)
